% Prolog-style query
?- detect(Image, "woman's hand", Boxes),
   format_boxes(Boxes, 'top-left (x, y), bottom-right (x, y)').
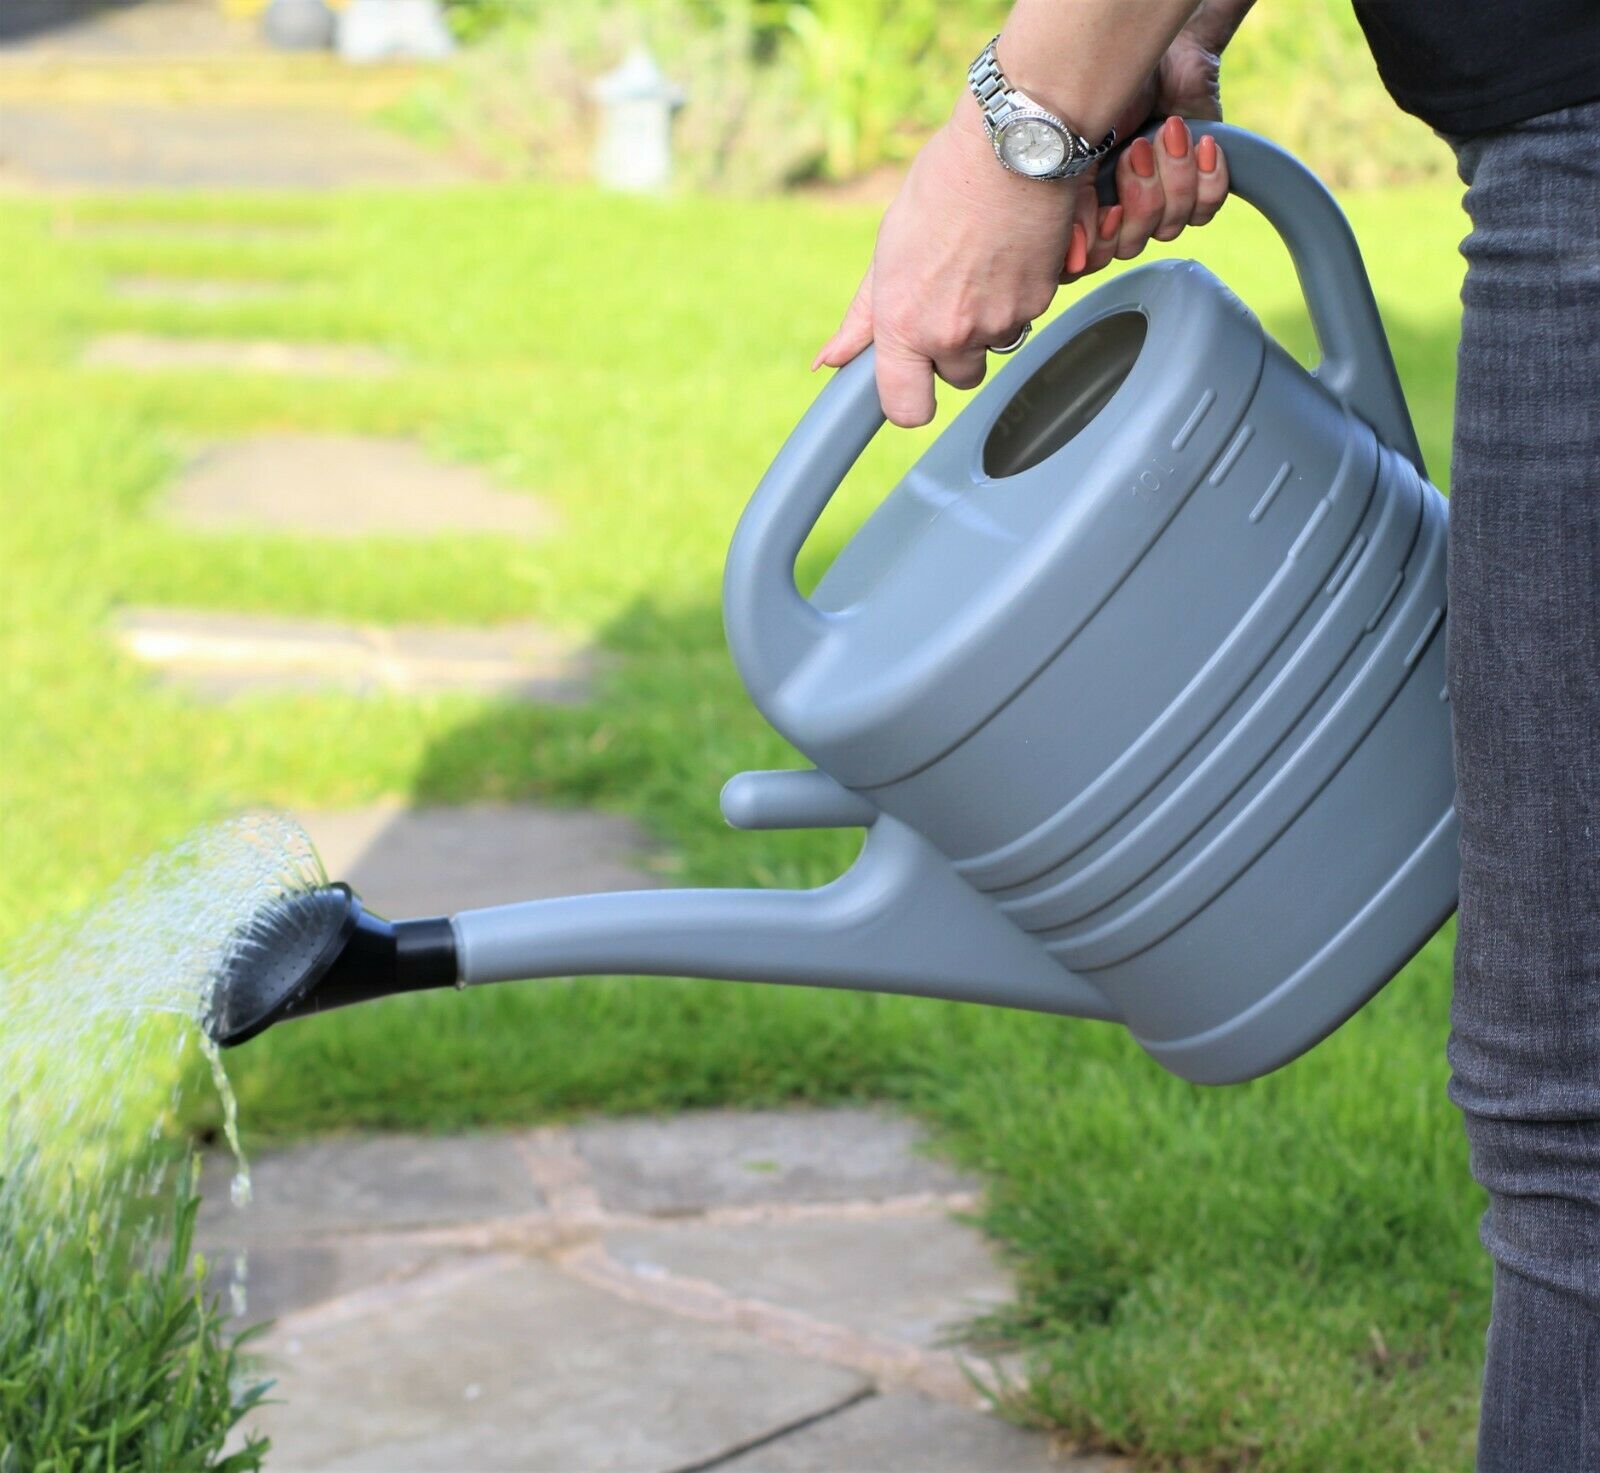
top-left (811, 94), bottom-right (1075, 428)
top-left (1068, 116), bottom-right (1230, 283)
top-left (813, 18), bottom-right (1234, 428)
top-left (1070, 23), bottom-right (1232, 279)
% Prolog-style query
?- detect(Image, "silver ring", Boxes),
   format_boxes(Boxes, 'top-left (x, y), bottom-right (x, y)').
top-left (990, 323), bottom-right (1032, 355)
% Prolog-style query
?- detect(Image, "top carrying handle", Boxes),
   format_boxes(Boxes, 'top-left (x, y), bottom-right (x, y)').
top-left (724, 121), bottom-right (1425, 709)
top-left (1099, 122), bottom-right (1425, 469)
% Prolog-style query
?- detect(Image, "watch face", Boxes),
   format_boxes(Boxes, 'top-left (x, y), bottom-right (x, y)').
top-left (998, 117), bottom-right (1069, 176)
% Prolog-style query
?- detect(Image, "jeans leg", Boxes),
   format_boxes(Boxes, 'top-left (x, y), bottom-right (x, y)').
top-left (1445, 102), bottom-right (1600, 1472)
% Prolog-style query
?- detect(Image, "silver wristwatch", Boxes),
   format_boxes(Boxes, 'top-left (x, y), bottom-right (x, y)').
top-left (967, 36), bottom-right (1116, 180)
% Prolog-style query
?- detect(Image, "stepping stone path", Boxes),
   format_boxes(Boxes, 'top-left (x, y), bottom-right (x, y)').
top-left (116, 609), bottom-right (594, 701)
top-left (84, 332), bottom-right (397, 376)
top-left (196, 1110), bottom-right (1116, 1472)
top-left (116, 438), bottom-right (571, 699)
top-left (165, 435), bottom-right (553, 539)
top-left (294, 803), bottom-right (660, 918)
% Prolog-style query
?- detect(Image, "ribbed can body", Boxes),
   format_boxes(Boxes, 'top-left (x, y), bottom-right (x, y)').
top-left (857, 331), bottom-right (1455, 1080)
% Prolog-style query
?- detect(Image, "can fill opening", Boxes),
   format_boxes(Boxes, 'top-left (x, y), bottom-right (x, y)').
top-left (983, 311), bottom-right (1147, 478)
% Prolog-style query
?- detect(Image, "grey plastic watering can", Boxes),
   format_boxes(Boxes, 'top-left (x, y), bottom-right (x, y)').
top-left (207, 123), bottom-right (1458, 1085)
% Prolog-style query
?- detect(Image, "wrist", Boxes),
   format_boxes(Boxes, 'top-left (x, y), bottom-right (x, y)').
top-left (949, 86), bottom-right (995, 150)
top-left (992, 33), bottom-right (1119, 142)
top-left (945, 90), bottom-right (1077, 204)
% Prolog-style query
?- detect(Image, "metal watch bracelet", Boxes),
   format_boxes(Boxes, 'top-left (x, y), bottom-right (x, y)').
top-left (966, 36), bottom-right (1116, 180)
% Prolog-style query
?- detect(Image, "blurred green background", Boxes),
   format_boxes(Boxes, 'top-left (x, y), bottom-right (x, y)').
top-left (395, 0), bottom-right (1451, 190)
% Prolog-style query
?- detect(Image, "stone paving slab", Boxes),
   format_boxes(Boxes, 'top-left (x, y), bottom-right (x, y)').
top-left (1, 0), bottom-right (254, 58)
top-left (115, 608), bottom-right (595, 701)
top-left (192, 1111), bottom-right (1106, 1470)
top-left (721, 1391), bottom-right (1105, 1472)
top-left (297, 802), bottom-right (661, 919)
top-left (165, 434), bottom-right (552, 538)
top-left (0, 102), bottom-right (464, 189)
top-left (83, 331), bottom-right (396, 375)
top-left (605, 1213), bottom-right (1013, 1350)
top-left (110, 274), bottom-right (291, 303)
top-left (203, 1239), bottom-right (457, 1326)
top-left (572, 1107), bottom-right (975, 1214)
top-left (198, 1132), bottom-right (549, 1240)
top-left (247, 1255), bottom-right (870, 1473)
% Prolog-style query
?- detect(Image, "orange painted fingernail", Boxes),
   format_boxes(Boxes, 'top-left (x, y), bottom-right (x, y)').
top-left (1066, 221), bottom-right (1088, 274)
top-left (1098, 203), bottom-right (1123, 241)
top-left (1163, 116), bottom-right (1190, 158)
top-left (1196, 134), bottom-right (1218, 172)
top-left (1131, 137), bottom-right (1156, 178)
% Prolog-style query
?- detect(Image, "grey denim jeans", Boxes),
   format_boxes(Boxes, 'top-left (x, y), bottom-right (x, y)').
top-left (1444, 99), bottom-right (1600, 1470)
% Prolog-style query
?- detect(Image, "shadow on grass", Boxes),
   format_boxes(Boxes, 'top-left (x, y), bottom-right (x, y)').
top-left (406, 588), bottom-right (864, 899)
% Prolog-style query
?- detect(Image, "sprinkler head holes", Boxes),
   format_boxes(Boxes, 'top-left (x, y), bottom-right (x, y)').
top-left (203, 884), bottom-right (357, 1048)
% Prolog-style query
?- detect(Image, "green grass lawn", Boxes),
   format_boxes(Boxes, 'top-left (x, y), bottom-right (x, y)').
top-left (0, 178), bottom-right (1480, 1470)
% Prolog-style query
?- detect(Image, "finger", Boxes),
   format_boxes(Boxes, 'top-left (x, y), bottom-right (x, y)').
top-left (1113, 135), bottom-right (1164, 260)
top-left (813, 266), bottom-right (875, 370)
top-left (934, 345), bottom-right (988, 392)
top-left (1189, 133), bottom-right (1230, 227)
top-left (1059, 188), bottom-right (1099, 281)
top-left (1152, 116), bottom-right (1199, 242)
top-left (1062, 220), bottom-right (1090, 278)
top-left (1086, 202), bottom-right (1124, 275)
top-left (875, 340), bottom-right (938, 428)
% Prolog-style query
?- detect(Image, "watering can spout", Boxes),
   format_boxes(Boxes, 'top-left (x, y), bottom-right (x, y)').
top-left (451, 804), bottom-right (1112, 1019)
top-left (206, 772), bottom-right (1115, 1049)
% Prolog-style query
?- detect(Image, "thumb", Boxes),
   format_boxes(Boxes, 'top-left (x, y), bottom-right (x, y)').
top-left (875, 337), bottom-right (937, 428)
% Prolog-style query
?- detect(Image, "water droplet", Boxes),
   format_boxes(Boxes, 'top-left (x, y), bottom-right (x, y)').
top-left (201, 1033), bottom-right (251, 1213)
top-left (229, 1248), bottom-right (249, 1318)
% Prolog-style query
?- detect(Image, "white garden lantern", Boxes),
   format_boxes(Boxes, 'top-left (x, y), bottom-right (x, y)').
top-left (592, 48), bottom-right (686, 194)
